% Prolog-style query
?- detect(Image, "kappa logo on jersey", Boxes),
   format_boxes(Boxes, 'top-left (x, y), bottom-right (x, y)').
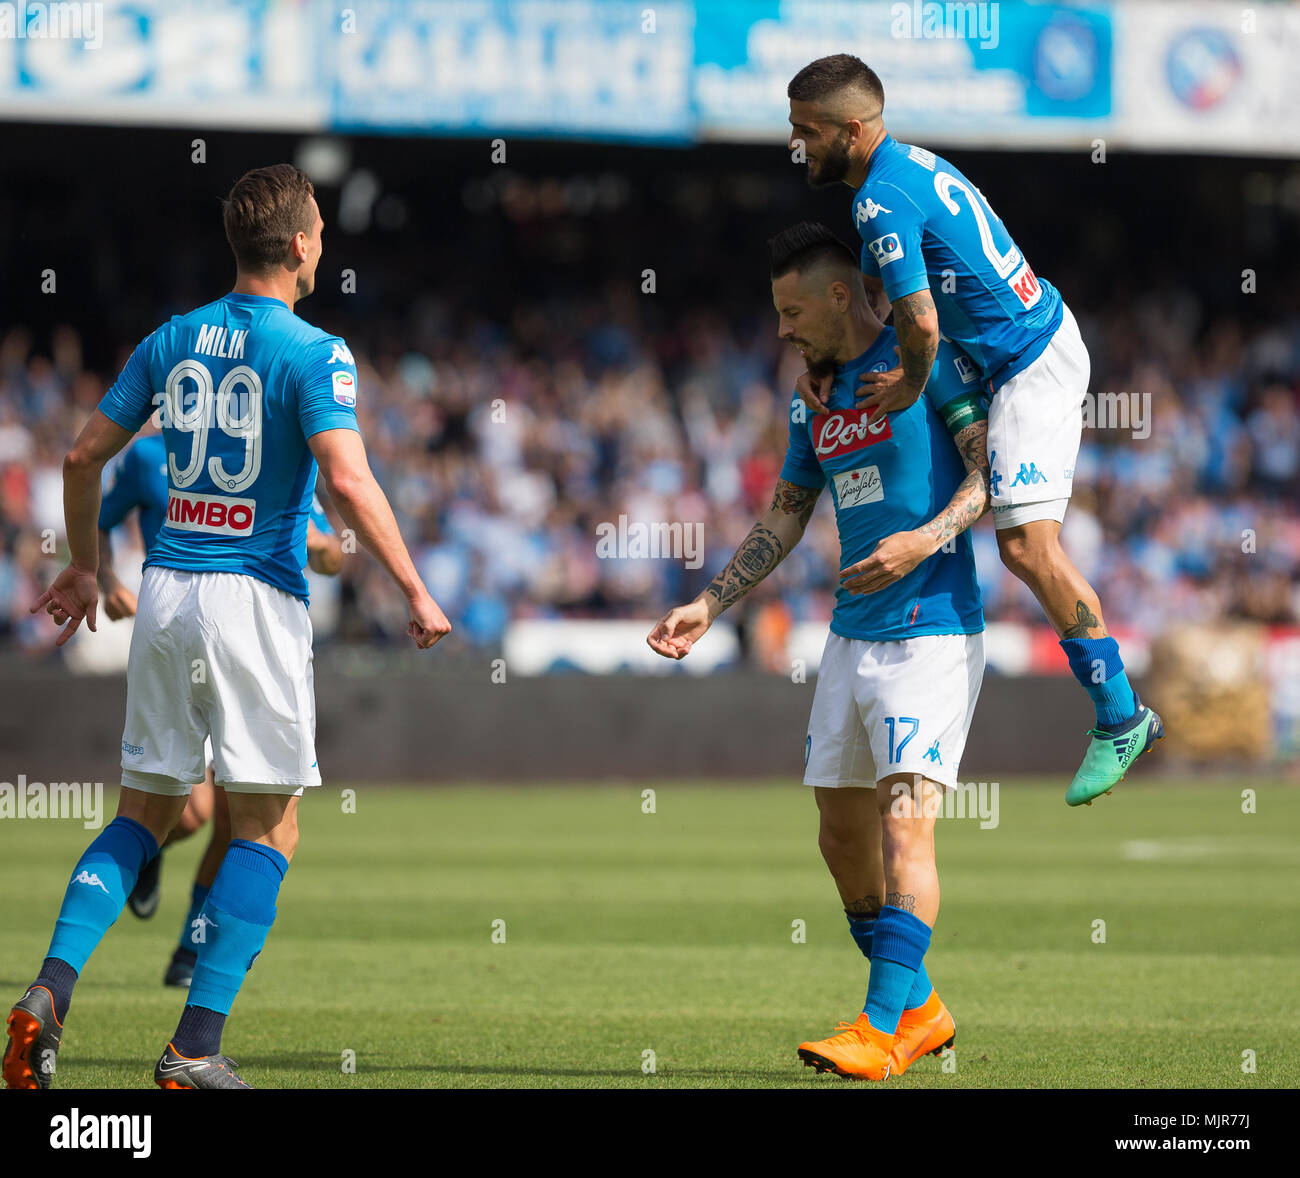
top-left (166, 489), bottom-right (257, 536)
top-left (332, 369), bottom-right (356, 407)
top-left (814, 409), bottom-right (893, 460)
top-left (867, 233), bottom-right (904, 266)
top-left (854, 198), bottom-right (892, 225)
top-left (1007, 260), bottom-right (1043, 309)
top-left (954, 355), bottom-right (979, 384)
top-left (832, 464), bottom-right (884, 509)
top-left (328, 342), bottom-right (355, 366)
top-left (73, 870), bottom-right (110, 894)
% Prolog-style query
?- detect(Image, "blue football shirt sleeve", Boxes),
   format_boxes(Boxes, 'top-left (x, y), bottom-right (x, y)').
top-left (97, 332), bottom-right (158, 432)
top-left (296, 335), bottom-right (361, 440)
top-left (778, 396), bottom-right (826, 489)
top-left (855, 185), bottom-right (929, 303)
top-left (98, 445), bottom-right (141, 531)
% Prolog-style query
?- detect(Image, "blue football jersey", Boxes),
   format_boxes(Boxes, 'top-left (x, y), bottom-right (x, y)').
top-left (780, 330), bottom-right (985, 642)
top-left (852, 135), bottom-right (1064, 390)
top-left (99, 434), bottom-right (169, 552)
top-left (97, 292), bottom-right (359, 601)
top-left (100, 432), bottom-right (334, 559)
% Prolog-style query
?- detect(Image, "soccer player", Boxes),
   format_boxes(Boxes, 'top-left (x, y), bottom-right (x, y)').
top-left (786, 55), bottom-right (1163, 806)
top-left (4, 164), bottom-right (449, 1091)
top-left (648, 223), bottom-right (990, 1080)
top-left (97, 429), bottom-right (344, 986)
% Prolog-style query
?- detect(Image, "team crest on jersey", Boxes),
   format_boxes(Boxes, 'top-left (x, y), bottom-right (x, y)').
top-left (832, 464), bottom-right (884, 510)
top-left (867, 233), bottom-right (904, 266)
top-left (854, 198), bottom-right (892, 225)
top-left (332, 369), bottom-right (357, 407)
top-left (814, 409), bottom-right (892, 461)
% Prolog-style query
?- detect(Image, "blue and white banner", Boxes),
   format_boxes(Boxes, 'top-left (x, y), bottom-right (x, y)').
top-left (0, 0), bottom-right (1294, 154)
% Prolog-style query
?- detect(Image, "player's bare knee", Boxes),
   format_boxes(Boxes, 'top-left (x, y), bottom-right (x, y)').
top-left (116, 786), bottom-right (188, 846)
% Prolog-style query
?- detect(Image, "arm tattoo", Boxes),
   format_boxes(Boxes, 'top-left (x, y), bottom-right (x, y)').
top-left (885, 891), bottom-right (917, 914)
top-left (769, 479), bottom-right (822, 528)
top-left (915, 420), bottom-right (990, 550)
top-left (891, 289), bottom-right (939, 389)
top-left (704, 524), bottom-right (786, 611)
top-left (1061, 599), bottom-right (1103, 640)
top-left (844, 893), bottom-right (882, 918)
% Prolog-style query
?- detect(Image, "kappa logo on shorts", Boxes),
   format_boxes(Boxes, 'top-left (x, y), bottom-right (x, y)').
top-left (804, 735), bottom-right (812, 768)
top-left (924, 740), bottom-right (943, 765)
top-left (167, 489), bottom-right (256, 536)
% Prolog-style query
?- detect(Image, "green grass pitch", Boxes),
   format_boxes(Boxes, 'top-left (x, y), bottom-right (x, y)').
top-left (2, 781), bottom-right (1297, 1089)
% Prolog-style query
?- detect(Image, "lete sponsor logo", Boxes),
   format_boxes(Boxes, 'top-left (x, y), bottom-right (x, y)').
top-left (166, 489), bottom-right (256, 536)
top-left (814, 409), bottom-right (892, 460)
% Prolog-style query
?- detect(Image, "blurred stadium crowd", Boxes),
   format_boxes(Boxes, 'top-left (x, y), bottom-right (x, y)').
top-left (2, 280), bottom-right (1299, 662)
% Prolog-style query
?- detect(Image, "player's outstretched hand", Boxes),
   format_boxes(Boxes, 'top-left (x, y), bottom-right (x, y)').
top-left (31, 563), bottom-right (99, 646)
top-left (647, 600), bottom-right (713, 660)
top-left (856, 349), bottom-right (924, 418)
top-left (840, 531), bottom-right (935, 595)
top-left (795, 369), bottom-right (833, 416)
top-left (407, 590), bottom-right (452, 650)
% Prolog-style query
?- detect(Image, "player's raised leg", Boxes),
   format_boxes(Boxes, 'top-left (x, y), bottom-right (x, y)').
top-left (997, 518), bottom-right (1163, 804)
top-left (987, 308), bottom-right (1162, 805)
top-left (4, 787), bottom-right (186, 1089)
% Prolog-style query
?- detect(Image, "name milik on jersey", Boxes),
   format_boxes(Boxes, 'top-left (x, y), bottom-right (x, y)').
top-left (813, 409), bottom-right (893, 462)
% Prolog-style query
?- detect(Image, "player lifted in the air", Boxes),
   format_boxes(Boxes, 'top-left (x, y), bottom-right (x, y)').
top-left (96, 427), bottom-right (343, 988)
top-left (786, 55), bottom-right (1162, 806)
top-left (4, 164), bottom-right (450, 1091)
top-left (648, 223), bottom-right (990, 1080)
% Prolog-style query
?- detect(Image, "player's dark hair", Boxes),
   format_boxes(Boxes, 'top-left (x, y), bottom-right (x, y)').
top-left (222, 164), bottom-right (316, 273)
top-left (769, 222), bottom-right (858, 282)
top-left (787, 54), bottom-right (884, 110)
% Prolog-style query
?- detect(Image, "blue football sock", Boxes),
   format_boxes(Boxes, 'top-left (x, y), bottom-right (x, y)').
top-left (845, 910), bottom-right (876, 959)
top-left (1060, 636), bottom-right (1137, 728)
top-left (178, 882), bottom-right (211, 954)
top-left (905, 962), bottom-right (934, 1010)
top-left (45, 816), bottom-right (159, 982)
top-left (182, 840), bottom-right (287, 1032)
top-left (864, 906), bottom-right (932, 1036)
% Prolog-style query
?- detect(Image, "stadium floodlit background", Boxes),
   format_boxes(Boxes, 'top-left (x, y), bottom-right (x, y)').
top-left (1, 0), bottom-right (1299, 1095)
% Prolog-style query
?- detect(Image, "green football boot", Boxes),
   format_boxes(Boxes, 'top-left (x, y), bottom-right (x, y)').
top-left (1066, 700), bottom-right (1164, 807)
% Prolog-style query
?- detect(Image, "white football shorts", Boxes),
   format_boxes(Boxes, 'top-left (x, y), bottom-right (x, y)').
top-left (988, 302), bottom-right (1089, 530)
top-left (803, 631), bottom-right (984, 791)
top-left (119, 567), bottom-right (320, 797)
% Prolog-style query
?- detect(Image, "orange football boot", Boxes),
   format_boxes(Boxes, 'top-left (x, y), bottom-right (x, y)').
top-left (797, 1013), bottom-right (893, 1080)
top-left (890, 989), bottom-right (955, 1076)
